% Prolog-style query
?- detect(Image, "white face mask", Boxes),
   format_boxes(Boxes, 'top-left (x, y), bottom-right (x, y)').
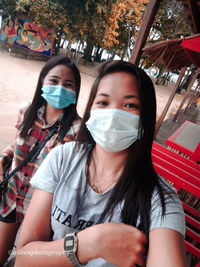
top-left (86, 108), bottom-right (140, 152)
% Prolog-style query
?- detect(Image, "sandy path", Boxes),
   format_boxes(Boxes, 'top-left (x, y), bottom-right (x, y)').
top-left (0, 50), bottom-right (182, 152)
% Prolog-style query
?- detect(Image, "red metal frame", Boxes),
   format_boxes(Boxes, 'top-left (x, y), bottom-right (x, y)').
top-left (182, 202), bottom-right (200, 219)
top-left (185, 241), bottom-right (200, 260)
top-left (152, 141), bottom-right (200, 262)
top-left (153, 141), bottom-right (200, 171)
top-left (186, 227), bottom-right (200, 244)
top-left (191, 142), bottom-right (200, 162)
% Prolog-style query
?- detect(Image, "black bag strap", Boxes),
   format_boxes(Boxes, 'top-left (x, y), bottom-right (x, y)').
top-left (0, 125), bottom-right (59, 189)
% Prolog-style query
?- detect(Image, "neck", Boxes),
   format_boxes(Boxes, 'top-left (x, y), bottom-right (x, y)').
top-left (45, 104), bottom-right (63, 125)
top-left (88, 145), bottom-right (129, 193)
top-left (95, 144), bottom-right (129, 167)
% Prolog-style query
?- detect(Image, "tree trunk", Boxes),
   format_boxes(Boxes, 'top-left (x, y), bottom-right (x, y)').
top-left (155, 66), bottom-right (164, 85)
top-left (53, 39), bottom-right (59, 55)
top-left (125, 27), bottom-right (131, 59)
top-left (60, 38), bottom-right (66, 49)
top-left (94, 45), bottom-right (102, 62)
top-left (53, 30), bottom-right (63, 55)
top-left (66, 40), bottom-right (71, 58)
top-left (82, 40), bottom-right (93, 63)
top-left (110, 52), bottom-right (115, 60)
top-left (121, 50), bottom-right (126, 60)
top-left (74, 41), bottom-right (81, 63)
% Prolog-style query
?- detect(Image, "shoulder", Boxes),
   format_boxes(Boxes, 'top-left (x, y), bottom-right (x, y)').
top-left (30, 142), bottom-right (78, 192)
top-left (50, 142), bottom-right (91, 181)
top-left (153, 177), bottom-right (177, 200)
top-left (30, 142), bottom-right (91, 193)
top-left (15, 101), bottom-right (31, 129)
top-left (49, 141), bottom-right (91, 163)
top-left (19, 100), bottom-right (31, 114)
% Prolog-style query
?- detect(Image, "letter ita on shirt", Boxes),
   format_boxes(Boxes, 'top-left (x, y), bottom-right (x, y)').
top-left (52, 205), bottom-right (94, 231)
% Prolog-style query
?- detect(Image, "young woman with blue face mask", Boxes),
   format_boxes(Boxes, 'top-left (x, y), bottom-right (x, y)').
top-left (0, 55), bottom-right (81, 265)
top-left (15, 60), bottom-right (186, 267)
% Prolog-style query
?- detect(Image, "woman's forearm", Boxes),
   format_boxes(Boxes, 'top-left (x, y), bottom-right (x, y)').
top-left (15, 239), bottom-right (76, 267)
top-left (15, 223), bottom-right (146, 267)
top-left (15, 229), bottom-right (97, 267)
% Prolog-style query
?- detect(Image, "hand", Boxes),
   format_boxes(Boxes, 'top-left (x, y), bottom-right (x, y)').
top-left (98, 223), bottom-right (147, 267)
top-left (78, 222), bottom-right (147, 267)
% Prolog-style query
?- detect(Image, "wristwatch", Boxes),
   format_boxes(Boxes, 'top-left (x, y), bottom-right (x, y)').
top-left (63, 232), bottom-right (87, 266)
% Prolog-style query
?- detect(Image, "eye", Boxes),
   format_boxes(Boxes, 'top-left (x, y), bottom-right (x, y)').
top-left (124, 103), bottom-right (139, 109)
top-left (97, 101), bottom-right (108, 106)
top-left (64, 82), bottom-right (74, 88)
top-left (50, 79), bottom-right (58, 84)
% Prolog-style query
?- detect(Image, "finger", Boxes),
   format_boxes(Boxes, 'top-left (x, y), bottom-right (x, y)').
top-left (136, 254), bottom-right (146, 267)
top-left (140, 232), bottom-right (147, 245)
top-left (126, 224), bottom-right (147, 244)
top-left (129, 225), bottom-right (147, 244)
top-left (130, 243), bottom-right (146, 267)
top-left (140, 244), bottom-right (147, 255)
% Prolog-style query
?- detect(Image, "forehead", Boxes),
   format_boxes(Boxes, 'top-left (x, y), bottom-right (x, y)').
top-left (97, 72), bottom-right (139, 96)
top-left (46, 64), bottom-right (74, 79)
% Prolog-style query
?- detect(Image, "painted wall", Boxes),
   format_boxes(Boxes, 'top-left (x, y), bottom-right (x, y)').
top-left (0, 15), bottom-right (53, 57)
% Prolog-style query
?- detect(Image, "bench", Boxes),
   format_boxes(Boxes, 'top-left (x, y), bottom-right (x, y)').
top-left (152, 141), bottom-right (200, 266)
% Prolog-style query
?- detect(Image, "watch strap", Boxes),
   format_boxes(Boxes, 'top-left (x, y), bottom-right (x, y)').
top-left (64, 232), bottom-right (87, 267)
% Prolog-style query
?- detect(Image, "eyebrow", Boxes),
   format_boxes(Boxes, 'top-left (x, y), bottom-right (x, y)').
top-left (97, 93), bottom-right (109, 97)
top-left (124, 95), bottom-right (139, 99)
top-left (97, 93), bottom-right (139, 99)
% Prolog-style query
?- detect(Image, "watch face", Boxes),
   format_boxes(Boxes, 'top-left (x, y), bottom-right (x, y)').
top-left (65, 236), bottom-right (75, 251)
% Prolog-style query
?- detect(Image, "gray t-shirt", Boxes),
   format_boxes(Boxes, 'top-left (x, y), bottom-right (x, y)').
top-left (31, 142), bottom-right (185, 267)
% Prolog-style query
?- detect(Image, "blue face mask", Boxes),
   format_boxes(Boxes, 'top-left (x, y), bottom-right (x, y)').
top-left (41, 85), bottom-right (76, 109)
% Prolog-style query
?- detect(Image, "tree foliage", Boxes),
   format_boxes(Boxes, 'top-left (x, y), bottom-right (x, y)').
top-left (151, 0), bottom-right (192, 42)
top-left (0, 0), bottom-right (194, 63)
top-left (0, 0), bottom-right (17, 15)
top-left (110, 0), bottom-right (148, 58)
top-left (16, 0), bottom-right (68, 36)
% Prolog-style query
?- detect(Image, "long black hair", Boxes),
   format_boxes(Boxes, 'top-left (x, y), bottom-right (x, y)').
top-left (20, 55), bottom-right (81, 140)
top-left (77, 60), bottom-right (168, 236)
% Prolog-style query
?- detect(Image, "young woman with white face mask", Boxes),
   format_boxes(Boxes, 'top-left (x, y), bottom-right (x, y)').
top-left (0, 55), bottom-right (81, 265)
top-left (15, 60), bottom-right (186, 267)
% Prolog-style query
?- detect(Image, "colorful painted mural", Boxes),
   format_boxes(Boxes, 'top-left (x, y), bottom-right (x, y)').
top-left (0, 15), bottom-right (53, 57)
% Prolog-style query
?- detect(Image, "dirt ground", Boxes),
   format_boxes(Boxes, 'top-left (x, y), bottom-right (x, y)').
top-left (0, 49), bottom-right (183, 152)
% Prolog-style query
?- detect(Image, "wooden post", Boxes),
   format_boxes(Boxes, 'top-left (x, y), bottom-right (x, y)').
top-left (185, 79), bottom-right (200, 110)
top-left (129, 0), bottom-right (162, 65)
top-left (154, 67), bottom-right (187, 137)
top-left (173, 67), bottom-right (200, 122)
